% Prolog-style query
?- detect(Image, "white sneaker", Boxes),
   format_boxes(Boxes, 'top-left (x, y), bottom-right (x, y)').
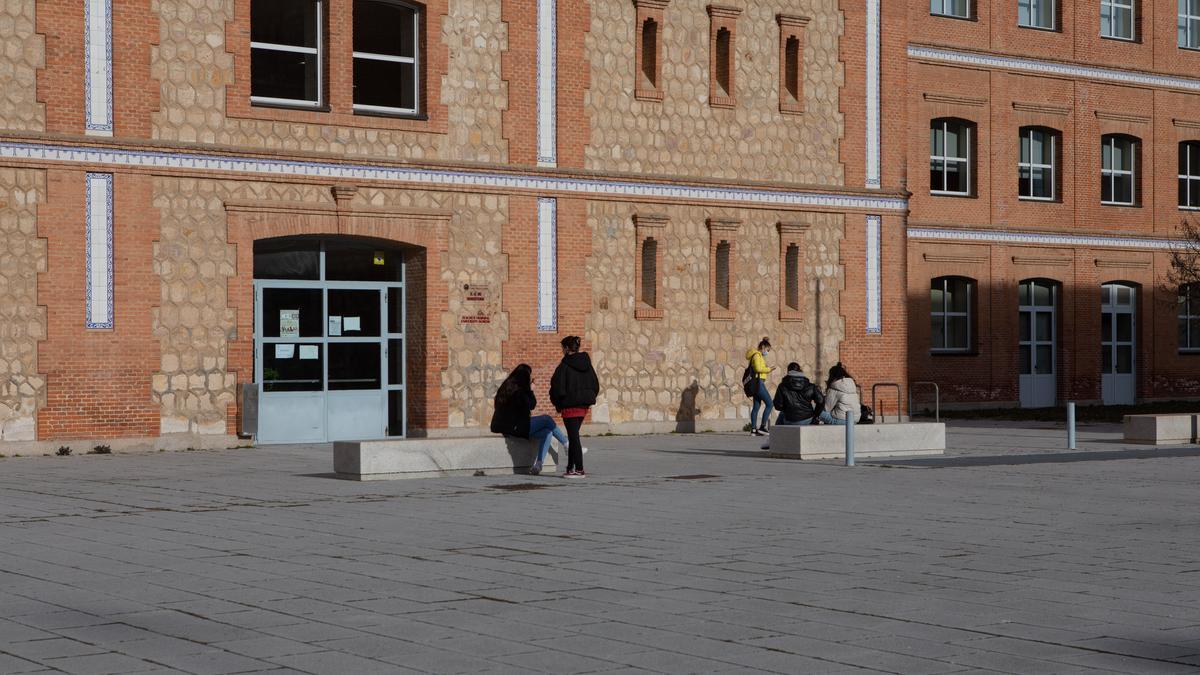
top-left (582, 446), bottom-right (589, 455)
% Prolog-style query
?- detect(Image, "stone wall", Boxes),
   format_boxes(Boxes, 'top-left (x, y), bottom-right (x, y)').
top-left (584, 0), bottom-right (844, 185)
top-left (150, 0), bottom-right (508, 162)
top-left (0, 0), bottom-right (45, 132)
top-left (585, 202), bottom-right (844, 427)
top-left (0, 168), bottom-right (47, 440)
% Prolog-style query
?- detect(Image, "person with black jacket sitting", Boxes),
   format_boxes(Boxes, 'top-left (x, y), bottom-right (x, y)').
top-left (772, 363), bottom-right (826, 426)
top-left (549, 336), bottom-right (600, 478)
top-left (490, 364), bottom-right (567, 476)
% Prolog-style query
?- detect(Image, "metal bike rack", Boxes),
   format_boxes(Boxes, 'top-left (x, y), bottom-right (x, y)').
top-left (908, 381), bottom-right (941, 423)
top-left (871, 382), bottom-right (903, 423)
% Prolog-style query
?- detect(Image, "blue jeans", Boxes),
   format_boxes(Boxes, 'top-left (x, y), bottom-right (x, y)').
top-left (750, 380), bottom-right (772, 430)
top-left (529, 415), bottom-right (567, 465)
top-left (816, 410), bottom-right (847, 425)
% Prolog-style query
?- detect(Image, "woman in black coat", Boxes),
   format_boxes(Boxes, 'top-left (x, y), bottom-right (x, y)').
top-left (490, 364), bottom-right (567, 475)
top-left (548, 336), bottom-right (600, 477)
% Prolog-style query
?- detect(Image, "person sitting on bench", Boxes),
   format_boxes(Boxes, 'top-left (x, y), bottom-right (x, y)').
top-left (773, 363), bottom-right (826, 426)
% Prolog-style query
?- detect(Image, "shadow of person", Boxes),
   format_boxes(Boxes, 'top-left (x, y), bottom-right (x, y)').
top-left (675, 380), bottom-right (701, 433)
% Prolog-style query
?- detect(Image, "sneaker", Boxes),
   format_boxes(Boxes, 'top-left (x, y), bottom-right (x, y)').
top-left (567, 469), bottom-right (586, 478)
top-left (750, 429), bottom-right (762, 437)
top-left (529, 461), bottom-right (542, 476)
top-left (760, 443), bottom-right (770, 450)
top-left (582, 446), bottom-right (589, 455)
top-left (563, 469), bottom-right (576, 478)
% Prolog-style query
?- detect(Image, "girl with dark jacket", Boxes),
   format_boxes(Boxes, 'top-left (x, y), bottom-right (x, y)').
top-left (549, 336), bottom-right (600, 478)
top-left (490, 364), bottom-right (567, 475)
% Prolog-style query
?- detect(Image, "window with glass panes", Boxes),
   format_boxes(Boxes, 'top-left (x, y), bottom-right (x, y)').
top-left (1101, 0), bottom-right (1134, 39)
top-left (353, 0), bottom-right (421, 115)
top-left (931, 120), bottom-right (971, 196)
top-left (1101, 135), bottom-right (1136, 205)
top-left (251, 0), bottom-right (323, 107)
top-left (1181, 0), bottom-right (1200, 48)
top-left (1019, 127), bottom-right (1056, 200)
top-left (931, 277), bottom-right (972, 352)
top-left (931, 0), bottom-right (970, 18)
top-left (1181, 142), bottom-right (1200, 209)
top-left (1182, 285), bottom-right (1200, 351)
top-left (1019, 0), bottom-right (1055, 29)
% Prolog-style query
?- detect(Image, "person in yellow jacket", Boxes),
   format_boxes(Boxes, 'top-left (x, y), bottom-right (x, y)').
top-left (745, 337), bottom-right (777, 436)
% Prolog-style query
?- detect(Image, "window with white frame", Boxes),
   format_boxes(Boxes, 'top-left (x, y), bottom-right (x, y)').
top-left (1019, 0), bottom-right (1055, 29)
top-left (1183, 142), bottom-right (1200, 208)
top-left (930, 119), bottom-right (972, 196)
top-left (1101, 0), bottom-right (1135, 39)
top-left (1180, 284), bottom-right (1200, 351)
top-left (251, 0), bottom-right (323, 107)
top-left (353, 0), bottom-right (421, 115)
top-left (1181, 0), bottom-right (1200, 49)
top-left (1019, 127), bottom-right (1057, 200)
top-left (931, 277), bottom-right (973, 352)
top-left (1101, 134), bottom-right (1137, 205)
top-left (931, 0), bottom-right (970, 18)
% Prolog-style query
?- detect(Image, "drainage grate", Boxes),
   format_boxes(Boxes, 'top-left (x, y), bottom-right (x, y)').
top-left (666, 474), bottom-right (720, 480)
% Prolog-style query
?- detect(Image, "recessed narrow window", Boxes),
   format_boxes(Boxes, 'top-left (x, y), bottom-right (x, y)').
top-left (931, 276), bottom-right (973, 352)
top-left (714, 241), bottom-right (731, 310)
top-left (784, 243), bottom-right (800, 311)
top-left (784, 37), bottom-right (800, 102)
top-left (1181, 284), bottom-right (1200, 351)
top-left (640, 237), bottom-right (658, 309)
top-left (1182, 142), bottom-right (1200, 209)
top-left (715, 28), bottom-right (732, 97)
top-left (1101, 134), bottom-right (1137, 205)
top-left (931, 0), bottom-right (970, 18)
top-left (1019, 127), bottom-right (1057, 201)
top-left (1101, 0), bottom-right (1134, 39)
top-left (251, 0), bottom-right (323, 107)
top-left (1183, 0), bottom-right (1200, 48)
top-left (353, 0), bottom-right (421, 115)
top-left (1019, 0), bottom-right (1055, 29)
top-left (641, 19), bottom-right (658, 89)
top-left (930, 119), bottom-right (972, 196)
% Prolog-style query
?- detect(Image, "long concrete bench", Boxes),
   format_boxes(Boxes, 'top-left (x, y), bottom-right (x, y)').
top-left (1123, 414), bottom-right (1198, 445)
top-left (766, 423), bottom-right (946, 460)
top-left (334, 437), bottom-right (551, 480)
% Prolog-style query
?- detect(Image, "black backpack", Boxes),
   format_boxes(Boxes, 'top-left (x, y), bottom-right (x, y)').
top-left (741, 364), bottom-right (757, 398)
top-left (858, 404), bottom-right (875, 425)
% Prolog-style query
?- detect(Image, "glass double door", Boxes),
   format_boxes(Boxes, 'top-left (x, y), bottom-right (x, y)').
top-left (1018, 280), bottom-right (1057, 408)
top-left (1100, 283), bottom-right (1136, 405)
top-left (255, 283), bottom-right (405, 443)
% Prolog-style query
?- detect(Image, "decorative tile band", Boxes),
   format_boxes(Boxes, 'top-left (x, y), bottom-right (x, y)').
top-left (866, 215), bottom-right (882, 334)
top-left (86, 172), bottom-right (114, 329)
top-left (865, 0), bottom-right (881, 188)
top-left (908, 45), bottom-right (1200, 93)
top-left (908, 226), bottom-right (1186, 250)
top-left (537, 197), bottom-right (558, 332)
top-left (84, 0), bottom-right (113, 134)
top-left (536, 0), bottom-right (557, 167)
top-left (0, 140), bottom-right (909, 211)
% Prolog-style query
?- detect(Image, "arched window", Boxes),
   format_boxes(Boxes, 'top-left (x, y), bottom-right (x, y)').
top-left (353, 0), bottom-right (422, 115)
top-left (1019, 126), bottom-right (1059, 201)
top-left (641, 18), bottom-right (658, 89)
top-left (931, 0), bottom-right (970, 18)
top-left (931, 276), bottom-right (974, 352)
top-left (930, 119), bottom-right (973, 196)
top-left (1019, 0), bottom-right (1055, 29)
top-left (1180, 141), bottom-right (1200, 209)
top-left (1183, 0), bottom-right (1200, 49)
top-left (1101, 134), bottom-right (1138, 205)
top-left (1101, 0), bottom-right (1135, 40)
top-left (1181, 284), bottom-right (1200, 352)
top-left (640, 237), bottom-right (658, 309)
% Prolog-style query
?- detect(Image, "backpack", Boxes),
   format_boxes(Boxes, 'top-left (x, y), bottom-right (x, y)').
top-left (858, 404), bottom-right (875, 425)
top-left (741, 364), bottom-right (757, 398)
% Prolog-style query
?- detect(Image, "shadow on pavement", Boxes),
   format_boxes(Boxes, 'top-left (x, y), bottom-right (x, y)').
top-left (865, 446), bottom-right (1200, 468)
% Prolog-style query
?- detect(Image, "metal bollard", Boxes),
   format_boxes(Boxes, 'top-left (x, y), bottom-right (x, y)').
top-left (1067, 401), bottom-right (1076, 450)
top-left (845, 412), bottom-right (856, 467)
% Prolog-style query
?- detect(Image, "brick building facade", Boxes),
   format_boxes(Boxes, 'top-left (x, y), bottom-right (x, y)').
top-left (0, 0), bottom-right (1192, 449)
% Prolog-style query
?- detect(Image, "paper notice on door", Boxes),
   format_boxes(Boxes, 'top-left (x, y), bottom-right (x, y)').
top-left (328, 316), bottom-right (342, 336)
top-left (274, 343), bottom-right (295, 359)
top-left (299, 345), bottom-right (319, 360)
top-left (344, 316), bottom-right (361, 332)
top-left (279, 310), bottom-right (300, 338)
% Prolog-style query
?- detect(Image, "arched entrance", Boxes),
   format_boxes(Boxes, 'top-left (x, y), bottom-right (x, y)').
top-left (253, 237), bottom-right (407, 443)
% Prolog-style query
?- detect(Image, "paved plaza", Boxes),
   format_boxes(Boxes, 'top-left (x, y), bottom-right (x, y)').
top-left (1, 422), bottom-right (1199, 674)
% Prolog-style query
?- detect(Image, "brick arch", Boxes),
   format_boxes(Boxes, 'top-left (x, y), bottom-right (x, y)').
top-left (224, 194), bottom-right (451, 435)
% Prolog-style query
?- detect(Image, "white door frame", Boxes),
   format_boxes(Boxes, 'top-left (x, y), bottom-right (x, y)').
top-left (1100, 282), bottom-right (1136, 406)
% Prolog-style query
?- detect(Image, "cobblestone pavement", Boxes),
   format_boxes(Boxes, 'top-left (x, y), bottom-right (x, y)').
top-left (1, 422), bottom-right (1199, 674)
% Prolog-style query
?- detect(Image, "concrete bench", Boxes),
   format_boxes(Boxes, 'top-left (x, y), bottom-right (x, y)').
top-left (334, 436), bottom-right (552, 480)
top-left (1123, 414), bottom-right (1198, 445)
top-left (766, 423), bottom-right (946, 460)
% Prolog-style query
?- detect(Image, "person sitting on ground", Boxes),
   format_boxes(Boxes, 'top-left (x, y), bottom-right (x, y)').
top-left (490, 364), bottom-right (567, 476)
top-left (818, 362), bottom-right (860, 426)
top-left (772, 363), bottom-right (826, 426)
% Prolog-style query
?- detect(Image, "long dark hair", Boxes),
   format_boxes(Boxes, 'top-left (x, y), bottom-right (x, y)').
top-left (496, 364), bottom-right (532, 404)
top-left (828, 362), bottom-right (851, 384)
